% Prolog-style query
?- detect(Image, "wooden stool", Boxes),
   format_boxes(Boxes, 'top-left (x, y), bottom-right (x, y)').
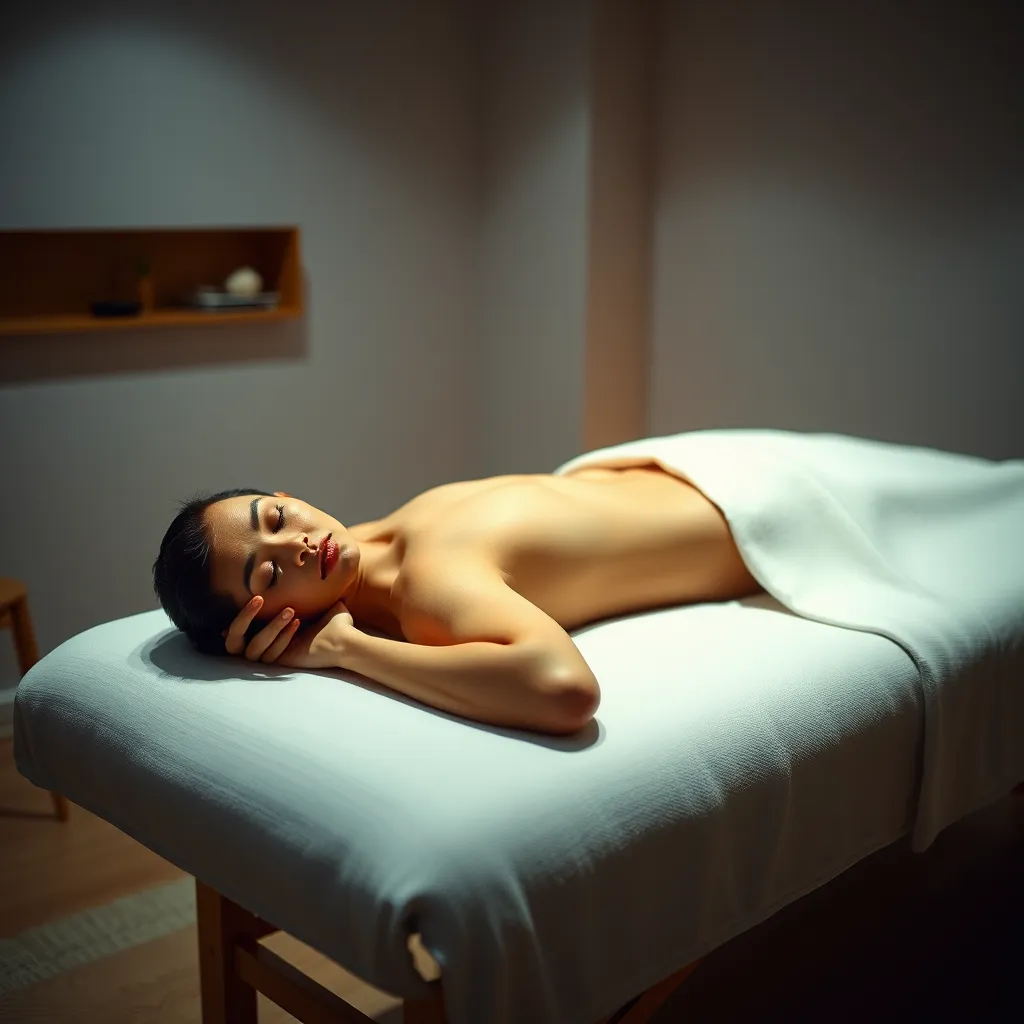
top-left (0, 578), bottom-right (69, 821)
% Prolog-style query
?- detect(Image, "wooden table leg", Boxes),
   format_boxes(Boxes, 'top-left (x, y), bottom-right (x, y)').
top-left (195, 881), bottom-right (260, 1024)
top-left (595, 959), bottom-right (703, 1024)
top-left (404, 985), bottom-right (446, 1024)
top-left (50, 792), bottom-right (69, 820)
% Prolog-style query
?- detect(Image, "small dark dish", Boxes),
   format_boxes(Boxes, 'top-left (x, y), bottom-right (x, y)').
top-left (91, 300), bottom-right (143, 318)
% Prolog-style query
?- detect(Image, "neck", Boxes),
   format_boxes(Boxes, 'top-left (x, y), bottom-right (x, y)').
top-left (344, 523), bottom-right (404, 637)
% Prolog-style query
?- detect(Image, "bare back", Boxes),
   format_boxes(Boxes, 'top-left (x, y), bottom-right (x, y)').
top-left (356, 465), bottom-right (760, 638)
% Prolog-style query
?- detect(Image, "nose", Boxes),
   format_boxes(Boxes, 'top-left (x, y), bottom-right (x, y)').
top-left (275, 535), bottom-right (317, 567)
top-left (299, 535), bottom-right (318, 566)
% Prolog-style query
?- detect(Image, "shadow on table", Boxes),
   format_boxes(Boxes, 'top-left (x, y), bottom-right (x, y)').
top-left (140, 627), bottom-right (602, 753)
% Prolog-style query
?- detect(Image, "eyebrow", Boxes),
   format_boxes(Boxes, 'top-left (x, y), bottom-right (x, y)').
top-left (243, 497), bottom-right (262, 595)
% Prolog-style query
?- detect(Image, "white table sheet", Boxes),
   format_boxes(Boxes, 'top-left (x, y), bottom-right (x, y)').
top-left (16, 599), bottom-right (932, 1024)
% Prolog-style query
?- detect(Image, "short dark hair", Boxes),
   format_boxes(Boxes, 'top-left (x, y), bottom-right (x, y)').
top-left (153, 488), bottom-right (272, 655)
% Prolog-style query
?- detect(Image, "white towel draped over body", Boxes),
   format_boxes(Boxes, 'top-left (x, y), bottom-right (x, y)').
top-left (556, 430), bottom-right (1024, 851)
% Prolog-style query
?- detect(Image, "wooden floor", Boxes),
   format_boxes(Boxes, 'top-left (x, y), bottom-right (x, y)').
top-left (0, 739), bottom-right (403, 1024)
top-left (2, 736), bottom-right (1022, 1022)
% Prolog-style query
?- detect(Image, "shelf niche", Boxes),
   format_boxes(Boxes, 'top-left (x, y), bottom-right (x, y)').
top-left (0, 227), bottom-right (303, 336)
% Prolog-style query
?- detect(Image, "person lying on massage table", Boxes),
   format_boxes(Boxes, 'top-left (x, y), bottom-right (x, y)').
top-left (153, 465), bottom-right (762, 735)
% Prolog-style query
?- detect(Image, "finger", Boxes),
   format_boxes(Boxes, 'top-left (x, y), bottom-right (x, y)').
top-left (261, 618), bottom-right (300, 663)
top-left (225, 595), bottom-right (264, 654)
top-left (243, 607), bottom-right (294, 661)
top-left (243, 607), bottom-right (295, 661)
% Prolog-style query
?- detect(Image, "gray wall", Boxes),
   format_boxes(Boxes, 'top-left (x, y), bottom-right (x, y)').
top-left (0, 0), bottom-right (478, 672)
top-left (474, 0), bottom-right (591, 475)
top-left (649, 0), bottom-right (1023, 459)
top-left (583, 0), bottom-right (654, 453)
top-left (473, 0), bottom-right (655, 474)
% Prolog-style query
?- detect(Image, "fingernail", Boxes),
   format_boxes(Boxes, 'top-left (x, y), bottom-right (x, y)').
top-left (282, 608), bottom-right (293, 621)
top-left (251, 596), bottom-right (262, 608)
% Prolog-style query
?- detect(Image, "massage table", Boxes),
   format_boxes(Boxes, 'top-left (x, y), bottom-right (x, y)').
top-left (14, 430), bottom-right (1024, 1024)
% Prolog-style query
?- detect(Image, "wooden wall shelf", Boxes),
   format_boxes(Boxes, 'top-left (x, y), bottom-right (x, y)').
top-left (0, 227), bottom-right (303, 337)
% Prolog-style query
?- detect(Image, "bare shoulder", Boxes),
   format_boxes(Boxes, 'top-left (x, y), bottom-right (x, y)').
top-left (393, 548), bottom-right (503, 646)
top-left (373, 473), bottom-right (531, 536)
top-left (394, 541), bottom-right (584, 654)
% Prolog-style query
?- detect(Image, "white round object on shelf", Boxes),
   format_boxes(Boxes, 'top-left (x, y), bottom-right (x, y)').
top-left (224, 266), bottom-right (263, 298)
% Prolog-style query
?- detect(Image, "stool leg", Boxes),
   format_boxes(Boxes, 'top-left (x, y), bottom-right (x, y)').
top-left (11, 595), bottom-right (69, 822)
top-left (10, 596), bottom-right (39, 676)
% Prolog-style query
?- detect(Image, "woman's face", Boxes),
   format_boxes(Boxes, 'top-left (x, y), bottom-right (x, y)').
top-left (206, 492), bottom-right (359, 621)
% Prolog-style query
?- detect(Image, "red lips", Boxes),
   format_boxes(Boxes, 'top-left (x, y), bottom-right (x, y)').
top-left (319, 534), bottom-right (339, 579)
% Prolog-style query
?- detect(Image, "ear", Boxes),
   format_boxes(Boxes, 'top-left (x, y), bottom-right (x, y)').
top-left (274, 491), bottom-right (291, 498)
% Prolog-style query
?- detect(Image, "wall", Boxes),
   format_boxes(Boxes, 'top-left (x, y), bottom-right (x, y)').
top-left (650, 0), bottom-right (1023, 459)
top-left (0, 0), bottom-right (479, 677)
top-left (474, 0), bottom-right (655, 475)
top-left (474, 0), bottom-right (591, 475)
top-left (583, 0), bottom-right (654, 453)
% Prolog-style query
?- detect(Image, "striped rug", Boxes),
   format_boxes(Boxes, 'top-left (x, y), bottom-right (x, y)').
top-left (0, 877), bottom-right (196, 995)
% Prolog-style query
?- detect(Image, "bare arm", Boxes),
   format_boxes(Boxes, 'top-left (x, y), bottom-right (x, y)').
top-left (340, 630), bottom-right (594, 734)
top-left (343, 557), bottom-right (600, 734)
top-left (225, 562), bottom-right (600, 734)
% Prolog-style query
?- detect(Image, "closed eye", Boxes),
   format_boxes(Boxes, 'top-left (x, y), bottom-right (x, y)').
top-left (264, 504), bottom-right (285, 587)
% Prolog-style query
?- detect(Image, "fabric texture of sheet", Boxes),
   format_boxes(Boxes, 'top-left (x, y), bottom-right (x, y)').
top-left (13, 430), bottom-right (1024, 1024)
